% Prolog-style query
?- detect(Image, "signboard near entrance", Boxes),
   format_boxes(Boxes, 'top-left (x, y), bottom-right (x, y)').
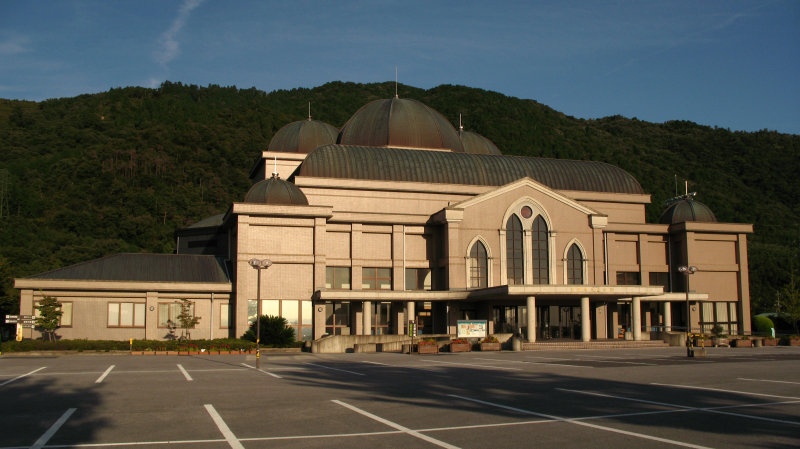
top-left (457, 320), bottom-right (488, 338)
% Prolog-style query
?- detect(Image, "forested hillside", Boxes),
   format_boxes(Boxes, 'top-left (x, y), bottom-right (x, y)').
top-left (1, 81), bottom-right (798, 318)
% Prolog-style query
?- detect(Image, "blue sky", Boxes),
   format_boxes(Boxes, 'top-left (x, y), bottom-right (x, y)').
top-left (1, 0), bottom-right (798, 134)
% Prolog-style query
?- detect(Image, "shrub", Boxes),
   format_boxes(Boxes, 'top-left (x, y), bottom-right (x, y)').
top-left (450, 338), bottom-right (469, 344)
top-left (418, 338), bottom-right (437, 345)
top-left (242, 315), bottom-right (295, 347)
top-left (481, 336), bottom-right (499, 343)
top-left (752, 315), bottom-right (775, 335)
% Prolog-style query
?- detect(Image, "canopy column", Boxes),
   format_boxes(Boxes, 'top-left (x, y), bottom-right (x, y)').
top-left (526, 296), bottom-right (536, 342)
top-left (362, 301), bottom-right (372, 335)
top-left (663, 302), bottom-right (672, 332)
top-left (632, 297), bottom-right (642, 341)
top-left (581, 296), bottom-right (590, 342)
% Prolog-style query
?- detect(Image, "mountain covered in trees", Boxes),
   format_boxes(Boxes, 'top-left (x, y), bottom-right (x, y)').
top-left (1, 81), bottom-right (798, 318)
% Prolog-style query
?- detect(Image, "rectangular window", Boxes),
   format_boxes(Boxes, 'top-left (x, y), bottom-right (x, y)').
top-left (362, 267), bottom-right (392, 290)
top-left (649, 272), bottom-right (669, 290)
top-left (373, 302), bottom-right (391, 335)
top-left (325, 267), bottom-right (351, 289)
top-left (108, 302), bottom-right (145, 328)
top-left (325, 301), bottom-right (351, 335)
top-left (616, 271), bottom-right (640, 285)
top-left (220, 303), bottom-right (230, 329)
top-left (158, 302), bottom-right (196, 328)
top-left (33, 301), bottom-right (72, 327)
top-left (405, 268), bottom-right (432, 290)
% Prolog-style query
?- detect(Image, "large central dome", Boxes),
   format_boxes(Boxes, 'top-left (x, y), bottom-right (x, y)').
top-left (337, 97), bottom-right (465, 152)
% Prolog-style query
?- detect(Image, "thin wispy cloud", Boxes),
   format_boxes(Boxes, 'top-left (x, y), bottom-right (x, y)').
top-left (0, 35), bottom-right (31, 56)
top-left (154, 0), bottom-right (205, 66)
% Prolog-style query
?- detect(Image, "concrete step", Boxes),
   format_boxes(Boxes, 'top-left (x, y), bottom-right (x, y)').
top-left (521, 340), bottom-right (670, 351)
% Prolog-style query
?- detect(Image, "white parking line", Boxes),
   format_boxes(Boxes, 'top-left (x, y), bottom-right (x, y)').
top-left (305, 362), bottom-right (365, 376)
top-left (738, 377), bottom-right (800, 385)
top-left (30, 408), bottom-right (76, 449)
top-left (204, 404), bottom-right (245, 449)
top-left (333, 400), bottom-right (460, 449)
top-left (651, 383), bottom-right (800, 400)
top-left (449, 394), bottom-right (712, 449)
top-left (177, 364), bottom-right (193, 381)
top-left (0, 367), bottom-right (46, 386)
top-left (423, 359), bottom-right (523, 371)
top-left (95, 365), bottom-right (115, 384)
top-left (241, 363), bottom-right (283, 378)
top-left (478, 357), bottom-right (592, 368)
top-left (559, 388), bottom-right (800, 426)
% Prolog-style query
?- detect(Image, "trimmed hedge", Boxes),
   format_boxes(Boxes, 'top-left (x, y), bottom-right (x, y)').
top-left (0, 338), bottom-right (262, 353)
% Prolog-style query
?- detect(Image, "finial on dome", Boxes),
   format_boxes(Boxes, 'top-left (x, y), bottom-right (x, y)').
top-left (272, 157), bottom-right (278, 178)
top-left (459, 113), bottom-right (464, 133)
top-left (395, 65), bottom-right (399, 98)
top-left (308, 102), bottom-right (312, 121)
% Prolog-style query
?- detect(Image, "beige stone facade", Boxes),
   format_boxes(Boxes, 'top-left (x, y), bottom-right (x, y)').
top-left (15, 96), bottom-right (753, 345)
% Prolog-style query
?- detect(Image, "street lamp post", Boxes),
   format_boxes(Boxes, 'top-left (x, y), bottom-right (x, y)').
top-left (678, 265), bottom-right (697, 357)
top-left (249, 258), bottom-right (272, 369)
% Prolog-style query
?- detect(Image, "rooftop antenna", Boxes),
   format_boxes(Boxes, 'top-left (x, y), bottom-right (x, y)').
top-left (395, 65), bottom-right (398, 98)
top-left (674, 174), bottom-right (678, 196)
top-left (459, 113), bottom-right (464, 134)
top-left (308, 102), bottom-right (312, 121)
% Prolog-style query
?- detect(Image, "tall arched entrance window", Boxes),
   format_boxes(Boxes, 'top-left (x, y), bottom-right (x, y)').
top-left (532, 216), bottom-right (549, 284)
top-left (506, 215), bottom-right (523, 285)
top-left (469, 241), bottom-right (488, 288)
top-left (567, 244), bottom-right (584, 284)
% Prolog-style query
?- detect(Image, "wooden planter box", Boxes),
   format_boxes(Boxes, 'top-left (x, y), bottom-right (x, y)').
top-left (480, 342), bottom-right (501, 351)
top-left (731, 339), bottom-right (752, 348)
top-left (417, 344), bottom-right (438, 354)
top-left (450, 343), bottom-right (471, 353)
top-left (711, 337), bottom-right (729, 347)
top-left (787, 337), bottom-right (800, 346)
top-left (762, 338), bottom-right (778, 346)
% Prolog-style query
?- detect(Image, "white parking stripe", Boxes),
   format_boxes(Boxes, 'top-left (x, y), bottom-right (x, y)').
top-left (241, 363), bottom-right (283, 378)
top-left (651, 383), bottom-right (800, 400)
top-left (30, 408), bottom-right (76, 449)
top-left (95, 365), bottom-right (115, 384)
top-left (560, 388), bottom-right (800, 426)
top-left (177, 364), bottom-right (193, 381)
top-left (0, 367), bottom-right (46, 386)
top-left (305, 362), bottom-right (365, 376)
top-left (333, 400), bottom-right (460, 449)
top-left (738, 377), bottom-right (800, 385)
top-left (423, 359), bottom-right (522, 371)
top-left (204, 404), bottom-right (245, 449)
top-left (449, 394), bottom-right (712, 449)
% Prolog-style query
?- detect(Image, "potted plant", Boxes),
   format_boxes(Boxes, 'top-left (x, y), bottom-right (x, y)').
top-left (710, 325), bottom-right (729, 347)
top-left (417, 338), bottom-right (438, 354)
top-left (449, 338), bottom-right (471, 353)
top-left (480, 336), bottom-right (501, 351)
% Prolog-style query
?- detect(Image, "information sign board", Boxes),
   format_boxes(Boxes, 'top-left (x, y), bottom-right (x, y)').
top-left (457, 320), bottom-right (488, 338)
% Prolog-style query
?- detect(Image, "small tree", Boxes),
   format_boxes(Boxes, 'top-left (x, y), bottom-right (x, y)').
top-left (780, 272), bottom-right (800, 334)
top-left (35, 296), bottom-right (63, 341)
top-left (176, 299), bottom-right (200, 340)
top-left (242, 315), bottom-right (295, 347)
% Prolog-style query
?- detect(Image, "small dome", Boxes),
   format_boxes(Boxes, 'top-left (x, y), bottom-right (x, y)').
top-left (268, 119), bottom-right (338, 154)
top-left (659, 196), bottom-right (717, 224)
top-left (244, 175), bottom-right (308, 205)
top-left (459, 130), bottom-right (502, 155)
top-left (338, 97), bottom-right (465, 152)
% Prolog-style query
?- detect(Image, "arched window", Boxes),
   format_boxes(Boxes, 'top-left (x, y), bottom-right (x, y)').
top-left (469, 241), bottom-right (488, 288)
top-left (506, 215), bottom-right (523, 285)
top-left (567, 244), bottom-right (584, 285)
top-left (532, 216), bottom-right (549, 284)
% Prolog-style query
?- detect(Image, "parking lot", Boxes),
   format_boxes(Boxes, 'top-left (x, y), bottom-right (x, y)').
top-left (1, 346), bottom-right (799, 448)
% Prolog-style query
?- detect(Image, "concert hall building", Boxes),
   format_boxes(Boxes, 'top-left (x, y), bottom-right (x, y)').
top-left (15, 95), bottom-right (753, 350)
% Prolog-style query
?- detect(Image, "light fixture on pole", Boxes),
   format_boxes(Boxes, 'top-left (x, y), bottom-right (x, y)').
top-left (249, 258), bottom-right (272, 369)
top-left (678, 265), bottom-right (697, 357)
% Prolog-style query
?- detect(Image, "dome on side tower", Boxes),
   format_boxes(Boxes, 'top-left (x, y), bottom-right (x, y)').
top-left (268, 118), bottom-right (338, 154)
top-left (244, 174), bottom-right (308, 206)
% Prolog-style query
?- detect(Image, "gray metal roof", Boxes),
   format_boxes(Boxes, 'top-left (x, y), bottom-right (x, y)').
top-left (268, 119), bottom-right (339, 154)
top-left (296, 145), bottom-right (644, 194)
top-left (459, 130), bottom-right (502, 155)
top-left (337, 98), bottom-right (465, 152)
top-left (27, 253), bottom-right (230, 283)
top-left (659, 197), bottom-right (717, 224)
top-left (244, 174), bottom-right (309, 205)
